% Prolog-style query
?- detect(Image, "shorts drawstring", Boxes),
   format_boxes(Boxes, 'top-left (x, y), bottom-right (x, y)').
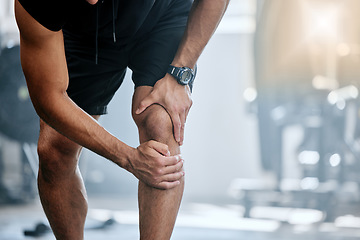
top-left (95, 0), bottom-right (117, 64)
top-left (95, 3), bottom-right (99, 64)
top-left (112, 0), bottom-right (116, 43)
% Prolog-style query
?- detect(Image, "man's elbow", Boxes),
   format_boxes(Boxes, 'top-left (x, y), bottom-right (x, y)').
top-left (29, 90), bottom-right (66, 123)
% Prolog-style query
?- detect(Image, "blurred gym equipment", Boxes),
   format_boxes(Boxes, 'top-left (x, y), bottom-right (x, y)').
top-left (232, 0), bottom-right (360, 223)
top-left (0, 41), bottom-right (40, 203)
top-left (0, 45), bottom-right (39, 143)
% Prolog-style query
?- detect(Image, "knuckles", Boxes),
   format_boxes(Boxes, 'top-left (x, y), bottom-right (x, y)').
top-left (156, 168), bottom-right (163, 176)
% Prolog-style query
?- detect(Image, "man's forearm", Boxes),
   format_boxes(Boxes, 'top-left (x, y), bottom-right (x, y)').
top-left (172, 0), bottom-right (229, 68)
top-left (33, 90), bottom-right (133, 170)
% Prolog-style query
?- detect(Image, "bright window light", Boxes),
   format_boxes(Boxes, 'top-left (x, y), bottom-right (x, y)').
top-left (298, 150), bottom-right (320, 165)
top-left (301, 0), bottom-right (342, 42)
top-left (329, 153), bottom-right (341, 167)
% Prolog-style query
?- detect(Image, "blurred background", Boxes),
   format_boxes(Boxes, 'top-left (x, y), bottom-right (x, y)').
top-left (1, 0), bottom-right (360, 239)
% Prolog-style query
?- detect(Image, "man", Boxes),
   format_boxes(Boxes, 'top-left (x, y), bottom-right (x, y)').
top-left (15, 0), bottom-right (229, 239)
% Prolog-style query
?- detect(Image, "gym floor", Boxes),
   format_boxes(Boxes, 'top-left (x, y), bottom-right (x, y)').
top-left (1, 195), bottom-right (360, 240)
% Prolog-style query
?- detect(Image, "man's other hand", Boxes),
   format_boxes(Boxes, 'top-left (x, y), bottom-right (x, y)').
top-left (135, 74), bottom-right (192, 146)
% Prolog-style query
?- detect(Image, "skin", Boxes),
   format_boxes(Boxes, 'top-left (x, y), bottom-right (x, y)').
top-left (132, 87), bottom-right (185, 240)
top-left (15, 0), bottom-right (229, 239)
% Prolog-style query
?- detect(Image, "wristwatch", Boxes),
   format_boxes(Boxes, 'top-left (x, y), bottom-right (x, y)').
top-left (167, 65), bottom-right (196, 86)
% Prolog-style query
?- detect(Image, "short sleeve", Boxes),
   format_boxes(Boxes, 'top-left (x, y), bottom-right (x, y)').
top-left (18, 0), bottom-right (67, 31)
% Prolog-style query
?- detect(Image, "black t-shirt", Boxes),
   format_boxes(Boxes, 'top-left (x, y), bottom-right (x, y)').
top-left (18, 0), bottom-right (68, 31)
top-left (18, 0), bottom-right (183, 42)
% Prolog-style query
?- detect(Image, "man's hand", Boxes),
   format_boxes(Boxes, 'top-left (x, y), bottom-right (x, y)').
top-left (135, 74), bottom-right (192, 146)
top-left (128, 140), bottom-right (184, 190)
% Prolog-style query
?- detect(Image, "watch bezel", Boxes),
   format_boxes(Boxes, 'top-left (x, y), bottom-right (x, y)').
top-left (179, 67), bottom-right (193, 85)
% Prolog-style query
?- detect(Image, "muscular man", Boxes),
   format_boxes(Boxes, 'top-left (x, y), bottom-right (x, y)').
top-left (15, 0), bottom-right (228, 239)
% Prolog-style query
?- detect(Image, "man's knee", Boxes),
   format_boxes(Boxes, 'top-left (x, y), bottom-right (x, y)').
top-left (37, 132), bottom-right (81, 181)
top-left (133, 104), bottom-right (174, 143)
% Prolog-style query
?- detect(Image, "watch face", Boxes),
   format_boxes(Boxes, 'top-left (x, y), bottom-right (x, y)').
top-left (180, 69), bottom-right (192, 84)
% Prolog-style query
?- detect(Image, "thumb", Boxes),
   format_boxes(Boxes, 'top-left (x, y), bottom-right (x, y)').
top-left (136, 94), bottom-right (156, 115)
top-left (150, 141), bottom-right (171, 157)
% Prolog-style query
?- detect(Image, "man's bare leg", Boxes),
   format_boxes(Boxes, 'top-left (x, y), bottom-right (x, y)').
top-left (37, 116), bottom-right (99, 239)
top-left (132, 86), bottom-right (185, 240)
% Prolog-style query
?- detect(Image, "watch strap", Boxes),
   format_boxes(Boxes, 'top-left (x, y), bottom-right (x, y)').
top-left (167, 65), bottom-right (181, 80)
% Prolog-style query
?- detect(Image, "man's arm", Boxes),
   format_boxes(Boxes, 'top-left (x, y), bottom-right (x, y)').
top-left (136, 0), bottom-right (230, 145)
top-left (14, 0), bottom-right (183, 189)
top-left (172, 0), bottom-right (230, 69)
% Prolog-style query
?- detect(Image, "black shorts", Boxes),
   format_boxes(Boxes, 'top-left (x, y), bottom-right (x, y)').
top-left (63, 7), bottom-right (189, 115)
